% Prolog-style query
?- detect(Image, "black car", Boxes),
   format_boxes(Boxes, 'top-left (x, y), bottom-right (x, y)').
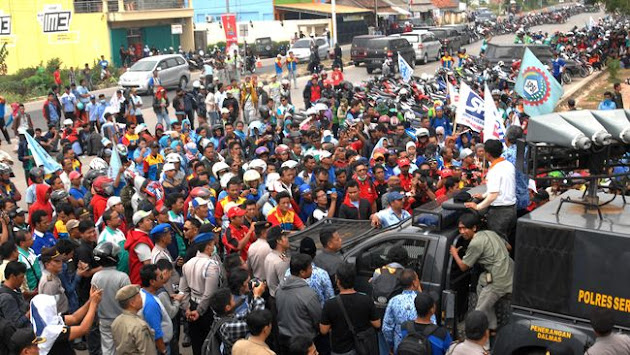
top-left (363, 37), bottom-right (416, 74)
top-left (443, 24), bottom-right (473, 44)
top-left (351, 34), bottom-right (384, 66)
top-left (428, 28), bottom-right (466, 55)
top-left (484, 43), bottom-right (579, 75)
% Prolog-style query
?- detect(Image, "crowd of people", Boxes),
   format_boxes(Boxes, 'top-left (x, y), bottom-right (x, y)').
top-left (3, 9), bottom-right (630, 355)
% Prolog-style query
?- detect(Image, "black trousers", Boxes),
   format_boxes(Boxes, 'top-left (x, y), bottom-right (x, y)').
top-left (487, 204), bottom-right (517, 246)
top-left (189, 300), bottom-right (213, 355)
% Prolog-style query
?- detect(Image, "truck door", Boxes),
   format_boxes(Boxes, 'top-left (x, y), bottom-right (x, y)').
top-left (348, 237), bottom-right (430, 297)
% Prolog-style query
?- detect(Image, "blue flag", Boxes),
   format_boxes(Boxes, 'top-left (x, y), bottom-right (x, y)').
top-left (108, 145), bottom-right (122, 179)
top-left (25, 132), bottom-right (62, 174)
top-left (514, 48), bottom-right (564, 116)
top-left (397, 52), bottom-right (413, 83)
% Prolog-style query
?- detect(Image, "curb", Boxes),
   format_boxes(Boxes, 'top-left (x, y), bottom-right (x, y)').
top-left (556, 70), bottom-right (607, 108)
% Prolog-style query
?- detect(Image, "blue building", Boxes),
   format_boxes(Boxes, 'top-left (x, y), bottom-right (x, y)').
top-left (193, 0), bottom-right (274, 23)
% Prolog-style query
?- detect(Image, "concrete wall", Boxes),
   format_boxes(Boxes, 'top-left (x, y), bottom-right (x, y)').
top-left (193, 0), bottom-right (274, 23)
top-left (0, 0), bottom-right (111, 74)
top-left (197, 18), bottom-right (331, 45)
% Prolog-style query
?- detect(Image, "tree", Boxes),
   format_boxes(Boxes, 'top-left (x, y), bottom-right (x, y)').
top-left (601, 0), bottom-right (630, 15)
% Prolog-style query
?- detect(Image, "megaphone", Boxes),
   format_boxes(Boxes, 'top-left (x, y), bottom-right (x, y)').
top-left (591, 109), bottom-right (630, 144)
top-left (526, 113), bottom-right (592, 150)
top-left (560, 111), bottom-right (612, 146)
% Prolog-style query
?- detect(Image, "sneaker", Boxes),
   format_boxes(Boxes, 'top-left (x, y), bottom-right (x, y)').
top-left (182, 334), bottom-right (191, 348)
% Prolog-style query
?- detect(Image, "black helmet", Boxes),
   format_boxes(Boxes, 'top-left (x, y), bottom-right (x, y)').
top-left (83, 169), bottom-right (106, 190)
top-left (29, 167), bottom-right (45, 181)
top-left (93, 242), bottom-right (121, 267)
top-left (51, 190), bottom-right (69, 204)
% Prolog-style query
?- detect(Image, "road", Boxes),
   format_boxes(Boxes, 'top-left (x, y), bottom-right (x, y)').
top-left (11, 9), bottom-right (603, 210)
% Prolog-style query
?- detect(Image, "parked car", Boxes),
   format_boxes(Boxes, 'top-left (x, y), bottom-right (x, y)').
top-left (475, 7), bottom-right (497, 22)
top-left (351, 34), bottom-right (384, 66)
top-left (118, 54), bottom-right (190, 95)
top-left (443, 24), bottom-right (473, 44)
top-left (363, 37), bottom-right (416, 74)
top-left (392, 30), bottom-right (442, 64)
top-left (288, 37), bottom-right (329, 62)
top-left (428, 28), bottom-right (466, 55)
top-left (254, 37), bottom-right (274, 58)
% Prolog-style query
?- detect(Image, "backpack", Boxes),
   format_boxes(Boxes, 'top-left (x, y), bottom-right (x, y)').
top-left (397, 321), bottom-right (439, 355)
top-left (0, 288), bottom-right (22, 355)
top-left (371, 266), bottom-right (403, 308)
top-left (201, 316), bottom-right (233, 355)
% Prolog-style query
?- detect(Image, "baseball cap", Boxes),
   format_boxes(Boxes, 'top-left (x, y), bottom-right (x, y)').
top-left (41, 248), bottom-right (62, 263)
top-left (299, 184), bottom-right (312, 195)
top-left (459, 148), bottom-right (474, 160)
top-left (10, 328), bottom-right (44, 353)
top-left (115, 284), bottom-right (141, 302)
top-left (416, 128), bottom-right (430, 137)
top-left (440, 169), bottom-right (454, 178)
top-left (163, 162), bottom-right (177, 172)
top-left (68, 171), bottom-right (82, 180)
top-left (319, 150), bottom-right (332, 159)
top-left (397, 158), bottom-right (411, 167)
top-left (227, 206), bottom-right (246, 219)
top-left (132, 210), bottom-right (152, 225)
top-left (281, 160), bottom-right (298, 169)
top-left (192, 197), bottom-right (209, 208)
top-left (254, 221), bottom-right (272, 233)
top-left (388, 191), bottom-right (405, 204)
top-left (63, 119), bottom-right (73, 126)
top-left (65, 219), bottom-right (80, 231)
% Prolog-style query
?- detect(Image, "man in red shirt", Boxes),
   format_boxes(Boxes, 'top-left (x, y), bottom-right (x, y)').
top-left (398, 158), bottom-right (413, 192)
top-left (353, 162), bottom-right (377, 213)
top-left (222, 206), bottom-right (255, 262)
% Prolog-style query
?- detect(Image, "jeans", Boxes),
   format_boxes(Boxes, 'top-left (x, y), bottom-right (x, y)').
top-left (156, 111), bottom-right (171, 130)
top-left (287, 70), bottom-right (297, 85)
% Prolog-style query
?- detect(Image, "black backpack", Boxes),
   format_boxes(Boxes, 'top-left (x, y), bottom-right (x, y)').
top-left (371, 266), bottom-right (404, 308)
top-left (397, 321), bottom-right (439, 355)
top-left (201, 316), bottom-right (233, 355)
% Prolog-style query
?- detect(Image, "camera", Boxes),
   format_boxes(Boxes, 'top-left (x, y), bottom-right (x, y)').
top-left (249, 277), bottom-right (266, 291)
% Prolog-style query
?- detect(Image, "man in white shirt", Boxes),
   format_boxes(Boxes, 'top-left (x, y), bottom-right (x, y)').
top-left (465, 139), bottom-right (517, 244)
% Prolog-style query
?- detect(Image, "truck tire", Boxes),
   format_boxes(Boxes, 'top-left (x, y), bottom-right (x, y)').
top-left (367, 67), bottom-right (374, 74)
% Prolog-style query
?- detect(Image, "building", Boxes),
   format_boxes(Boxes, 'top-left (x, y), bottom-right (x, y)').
top-left (0, 0), bottom-right (194, 73)
top-left (193, 0), bottom-right (274, 23)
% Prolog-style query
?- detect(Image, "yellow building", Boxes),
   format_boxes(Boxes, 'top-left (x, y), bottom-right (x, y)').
top-left (0, 0), bottom-right (194, 74)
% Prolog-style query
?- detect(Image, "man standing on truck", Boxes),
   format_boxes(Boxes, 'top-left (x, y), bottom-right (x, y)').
top-left (464, 139), bottom-right (516, 244)
top-left (449, 213), bottom-right (513, 336)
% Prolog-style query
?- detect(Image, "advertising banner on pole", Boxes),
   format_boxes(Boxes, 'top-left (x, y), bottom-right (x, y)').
top-left (221, 14), bottom-right (238, 50)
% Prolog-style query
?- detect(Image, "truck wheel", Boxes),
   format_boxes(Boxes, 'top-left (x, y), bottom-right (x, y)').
top-left (423, 54), bottom-right (428, 64)
top-left (354, 61), bottom-right (360, 67)
top-left (367, 67), bottom-right (373, 74)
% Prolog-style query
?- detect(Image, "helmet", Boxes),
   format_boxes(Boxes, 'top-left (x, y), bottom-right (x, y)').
top-left (249, 159), bottom-right (267, 173)
top-left (378, 115), bottom-right (390, 123)
top-left (192, 80), bottom-right (201, 89)
top-left (274, 144), bottom-right (290, 155)
top-left (145, 181), bottom-right (164, 201)
top-left (89, 157), bottom-right (109, 171)
top-left (497, 61), bottom-right (505, 67)
top-left (259, 105), bottom-right (270, 119)
top-left (83, 169), bottom-right (106, 190)
top-left (0, 163), bottom-right (10, 175)
top-left (51, 190), bottom-right (69, 203)
top-left (116, 144), bottom-right (128, 156)
top-left (190, 187), bottom-right (211, 199)
top-left (220, 172), bottom-right (235, 189)
top-left (399, 88), bottom-right (408, 95)
top-left (211, 161), bottom-right (230, 178)
top-left (165, 153), bottom-right (182, 163)
top-left (29, 167), bottom-right (45, 181)
top-left (93, 176), bottom-right (115, 197)
top-left (255, 146), bottom-right (270, 156)
top-left (243, 169), bottom-right (261, 182)
top-left (93, 242), bottom-right (121, 266)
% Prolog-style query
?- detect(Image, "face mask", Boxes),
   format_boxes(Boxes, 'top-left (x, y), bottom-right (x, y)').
top-left (100, 100), bottom-right (106, 104)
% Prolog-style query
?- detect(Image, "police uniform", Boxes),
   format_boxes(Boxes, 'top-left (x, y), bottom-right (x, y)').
top-left (111, 285), bottom-right (157, 355)
top-left (38, 270), bottom-right (69, 315)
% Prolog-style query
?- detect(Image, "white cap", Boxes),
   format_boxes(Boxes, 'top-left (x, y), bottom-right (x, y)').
top-left (319, 150), bottom-right (332, 159)
top-left (135, 123), bottom-right (147, 135)
top-left (63, 119), bottom-right (73, 126)
top-left (165, 153), bottom-right (181, 163)
top-left (281, 160), bottom-right (298, 169)
top-left (268, 180), bottom-right (286, 193)
top-left (220, 107), bottom-right (230, 114)
top-left (416, 128), bottom-right (430, 137)
top-left (163, 162), bottom-right (177, 172)
top-left (459, 148), bottom-right (474, 160)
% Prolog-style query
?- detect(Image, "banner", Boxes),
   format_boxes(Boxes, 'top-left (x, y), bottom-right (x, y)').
top-left (588, 16), bottom-right (596, 30)
top-left (221, 14), bottom-right (238, 50)
top-left (25, 132), bottom-right (62, 174)
top-left (514, 48), bottom-right (564, 117)
top-left (483, 84), bottom-right (506, 142)
top-left (455, 82), bottom-right (485, 132)
top-left (448, 81), bottom-right (459, 105)
top-left (397, 53), bottom-right (413, 83)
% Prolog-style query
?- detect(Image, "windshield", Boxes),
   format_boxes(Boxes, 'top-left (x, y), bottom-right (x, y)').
top-left (129, 60), bottom-right (157, 72)
top-left (292, 40), bottom-right (310, 49)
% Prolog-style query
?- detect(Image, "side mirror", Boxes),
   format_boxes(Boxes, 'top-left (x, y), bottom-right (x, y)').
top-left (156, 67), bottom-right (163, 71)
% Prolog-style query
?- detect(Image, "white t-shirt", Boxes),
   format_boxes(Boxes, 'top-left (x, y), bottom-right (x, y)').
top-left (486, 159), bottom-right (516, 206)
top-left (134, 243), bottom-right (152, 262)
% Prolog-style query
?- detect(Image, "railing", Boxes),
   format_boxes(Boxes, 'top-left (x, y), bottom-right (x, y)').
top-left (73, 0), bottom-right (104, 13)
top-left (123, 0), bottom-right (187, 11)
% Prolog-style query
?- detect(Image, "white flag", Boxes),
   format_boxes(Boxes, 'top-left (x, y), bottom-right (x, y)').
top-left (397, 52), bottom-right (413, 83)
top-left (448, 82), bottom-right (459, 105)
top-left (455, 82), bottom-right (485, 132)
top-left (588, 16), bottom-right (596, 30)
top-left (483, 84), bottom-right (506, 143)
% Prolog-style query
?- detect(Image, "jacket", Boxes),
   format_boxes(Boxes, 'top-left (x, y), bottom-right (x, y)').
top-left (275, 275), bottom-right (322, 339)
top-left (338, 196), bottom-right (371, 220)
top-left (28, 184), bottom-right (53, 227)
top-left (124, 229), bottom-right (155, 285)
top-left (90, 193), bottom-right (108, 224)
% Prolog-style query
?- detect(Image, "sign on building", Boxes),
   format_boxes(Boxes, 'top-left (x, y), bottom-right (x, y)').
top-left (0, 15), bottom-right (10, 35)
top-left (37, 4), bottom-right (72, 33)
top-left (171, 24), bottom-right (183, 34)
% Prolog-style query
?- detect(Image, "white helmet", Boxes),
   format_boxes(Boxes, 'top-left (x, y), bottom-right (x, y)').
top-left (89, 157), bottom-right (108, 171)
top-left (192, 80), bottom-right (201, 89)
top-left (243, 169), bottom-right (261, 182)
top-left (249, 159), bottom-right (267, 173)
top-left (116, 144), bottom-right (128, 156)
top-left (212, 161), bottom-right (230, 178)
top-left (165, 153), bottom-right (182, 163)
top-left (497, 61), bottom-right (505, 67)
top-left (220, 172), bottom-right (235, 189)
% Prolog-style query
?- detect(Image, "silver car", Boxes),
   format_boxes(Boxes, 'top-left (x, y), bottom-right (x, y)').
top-left (393, 31), bottom-right (442, 64)
top-left (118, 54), bottom-right (191, 94)
top-left (289, 37), bottom-right (330, 62)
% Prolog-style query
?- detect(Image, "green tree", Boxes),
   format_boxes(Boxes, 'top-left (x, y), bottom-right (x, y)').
top-left (601, 0), bottom-right (630, 14)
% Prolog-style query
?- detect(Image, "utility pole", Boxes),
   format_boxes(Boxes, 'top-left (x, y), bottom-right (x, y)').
top-left (375, 0), bottom-right (378, 28)
top-left (226, 0), bottom-right (230, 13)
top-left (332, 0), bottom-right (338, 46)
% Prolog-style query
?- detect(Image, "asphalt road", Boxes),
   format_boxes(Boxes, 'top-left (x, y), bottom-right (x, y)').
top-left (11, 10), bottom-right (603, 209)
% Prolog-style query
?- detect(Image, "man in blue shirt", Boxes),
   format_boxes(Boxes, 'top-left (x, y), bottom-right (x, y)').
top-left (140, 264), bottom-right (173, 355)
top-left (551, 52), bottom-right (566, 84)
top-left (371, 191), bottom-right (411, 228)
top-left (598, 91), bottom-right (617, 111)
top-left (76, 79), bottom-right (91, 105)
top-left (31, 210), bottom-right (56, 256)
top-left (60, 86), bottom-right (77, 119)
